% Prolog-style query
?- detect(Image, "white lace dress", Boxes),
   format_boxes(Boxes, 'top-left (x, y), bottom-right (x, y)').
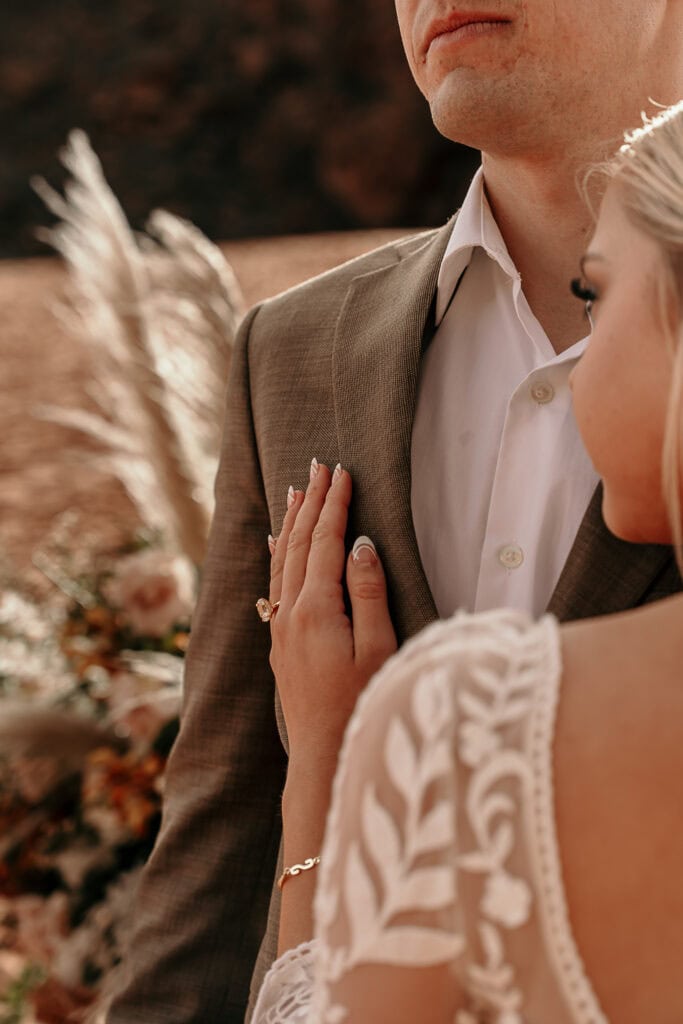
top-left (251, 610), bottom-right (608, 1024)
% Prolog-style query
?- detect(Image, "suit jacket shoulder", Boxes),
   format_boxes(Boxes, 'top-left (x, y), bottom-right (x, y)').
top-left (245, 226), bottom-right (447, 361)
top-left (264, 226), bottom-right (444, 308)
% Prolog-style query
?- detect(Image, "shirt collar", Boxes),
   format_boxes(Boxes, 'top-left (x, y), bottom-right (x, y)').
top-left (434, 168), bottom-right (591, 366)
top-left (436, 166), bottom-right (519, 325)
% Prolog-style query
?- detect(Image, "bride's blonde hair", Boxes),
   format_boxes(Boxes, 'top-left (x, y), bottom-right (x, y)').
top-left (607, 101), bottom-right (683, 570)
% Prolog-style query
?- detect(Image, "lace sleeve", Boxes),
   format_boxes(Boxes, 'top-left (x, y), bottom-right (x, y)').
top-left (253, 610), bottom-right (571, 1024)
top-left (308, 618), bottom-right (470, 1024)
top-left (250, 942), bottom-right (316, 1024)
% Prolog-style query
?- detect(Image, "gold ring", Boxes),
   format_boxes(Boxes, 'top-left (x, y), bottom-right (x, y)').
top-left (256, 598), bottom-right (280, 623)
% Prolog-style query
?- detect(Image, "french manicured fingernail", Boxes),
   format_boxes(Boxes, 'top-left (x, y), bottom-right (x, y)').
top-left (287, 485), bottom-right (295, 508)
top-left (310, 456), bottom-right (320, 481)
top-left (268, 534), bottom-right (276, 555)
top-left (333, 462), bottom-right (343, 483)
top-left (352, 536), bottom-right (377, 565)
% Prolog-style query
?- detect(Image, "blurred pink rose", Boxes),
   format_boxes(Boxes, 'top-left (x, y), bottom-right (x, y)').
top-left (104, 551), bottom-right (196, 637)
top-left (107, 672), bottom-right (181, 744)
top-left (13, 893), bottom-right (69, 967)
top-left (113, 694), bottom-right (179, 744)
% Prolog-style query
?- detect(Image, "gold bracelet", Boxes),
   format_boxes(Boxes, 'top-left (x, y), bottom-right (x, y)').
top-left (277, 856), bottom-right (321, 890)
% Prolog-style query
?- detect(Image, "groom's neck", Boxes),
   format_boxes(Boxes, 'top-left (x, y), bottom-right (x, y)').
top-left (481, 149), bottom-right (598, 355)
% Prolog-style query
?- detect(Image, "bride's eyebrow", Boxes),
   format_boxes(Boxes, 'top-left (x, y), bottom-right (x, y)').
top-left (580, 252), bottom-right (607, 273)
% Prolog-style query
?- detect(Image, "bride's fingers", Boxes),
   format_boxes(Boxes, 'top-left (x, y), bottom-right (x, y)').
top-left (280, 459), bottom-right (333, 608)
top-left (347, 537), bottom-right (397, 674)
top-left (302, 465), bottom-right (352, 604)
top-left (270, 486), bottom-right (304, 606)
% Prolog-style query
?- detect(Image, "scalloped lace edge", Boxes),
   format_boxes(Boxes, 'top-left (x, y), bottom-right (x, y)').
top-left (525, 615), bottom-right (608, 1024)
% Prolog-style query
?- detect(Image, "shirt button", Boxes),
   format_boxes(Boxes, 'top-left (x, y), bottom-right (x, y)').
top-left (498, 544), bottom-right (524, 570)
top-left (530, 380), bottom-right (555, 404)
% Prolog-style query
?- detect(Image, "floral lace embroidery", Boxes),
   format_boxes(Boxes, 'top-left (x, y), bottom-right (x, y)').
top-left (310, 664), bottom-right (465, 1022)
top-left (250, 941), bottom-right (316, 1024)
top-left (525, 619), bottom-right (608, 1024)
top-left (253, 610), bottom-right (605, 1024)
top-left (451, 613), bottom-right (548, 1024)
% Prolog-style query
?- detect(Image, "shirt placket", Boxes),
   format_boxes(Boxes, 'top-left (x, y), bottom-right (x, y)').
top-left (473, 363), bottom-right (566, 615)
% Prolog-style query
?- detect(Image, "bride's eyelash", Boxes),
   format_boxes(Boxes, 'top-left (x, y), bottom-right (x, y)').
top-left (570, 276), bottom-right (598, 326)
top-left (570, 277), bottom-right (598, 304)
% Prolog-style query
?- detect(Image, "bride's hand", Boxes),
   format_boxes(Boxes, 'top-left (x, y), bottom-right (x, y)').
top-left (268, 459), bottom-right (397, 773)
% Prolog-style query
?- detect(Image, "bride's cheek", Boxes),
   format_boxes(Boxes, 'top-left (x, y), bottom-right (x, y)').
top-left (569, 357), bottom-right (600, 463)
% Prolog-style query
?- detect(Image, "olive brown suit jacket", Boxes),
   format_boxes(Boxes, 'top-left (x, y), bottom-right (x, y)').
top-left (108, 220), bottom-right (681, 1024)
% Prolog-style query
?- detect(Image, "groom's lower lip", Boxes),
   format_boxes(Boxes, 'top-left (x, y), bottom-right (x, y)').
top-left (423, 13), bottom-right (513, 57)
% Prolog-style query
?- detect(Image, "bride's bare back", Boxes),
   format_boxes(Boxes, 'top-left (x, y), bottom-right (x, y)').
top-left (558, 595), bottom-right (683, 1023)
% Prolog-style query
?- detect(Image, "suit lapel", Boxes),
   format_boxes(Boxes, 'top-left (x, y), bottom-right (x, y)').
top-left (332, 221), bottom-right (454, 642)
top-left (331, 221), bottom-right (675, 640)
top-left (548, 483), bottom-right (674, 620)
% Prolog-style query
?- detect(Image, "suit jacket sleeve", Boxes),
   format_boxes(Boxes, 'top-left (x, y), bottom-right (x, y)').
top-left (107, 304), bottom-right (287, 1024)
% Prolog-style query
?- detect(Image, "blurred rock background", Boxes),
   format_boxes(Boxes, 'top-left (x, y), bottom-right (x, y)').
top-left (1, 0), bottom-right (480, 258)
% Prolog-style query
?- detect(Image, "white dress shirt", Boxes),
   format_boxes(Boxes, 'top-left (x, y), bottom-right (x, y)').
top-left (411, 168), bottom-right (599, 618)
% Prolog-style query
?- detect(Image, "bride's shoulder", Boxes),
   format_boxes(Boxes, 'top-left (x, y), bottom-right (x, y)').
top-left (558, 595), bottom-right (683, 716)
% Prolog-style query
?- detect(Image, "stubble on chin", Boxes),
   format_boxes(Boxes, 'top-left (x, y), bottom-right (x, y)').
top-left (427, 74), bottom-right (543, 154)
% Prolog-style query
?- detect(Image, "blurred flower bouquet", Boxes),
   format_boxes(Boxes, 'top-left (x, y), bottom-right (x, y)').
top-left (0, 129), bottom-right (245, 1023)
top-left (0, 521), bottom-right (197, 1023)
